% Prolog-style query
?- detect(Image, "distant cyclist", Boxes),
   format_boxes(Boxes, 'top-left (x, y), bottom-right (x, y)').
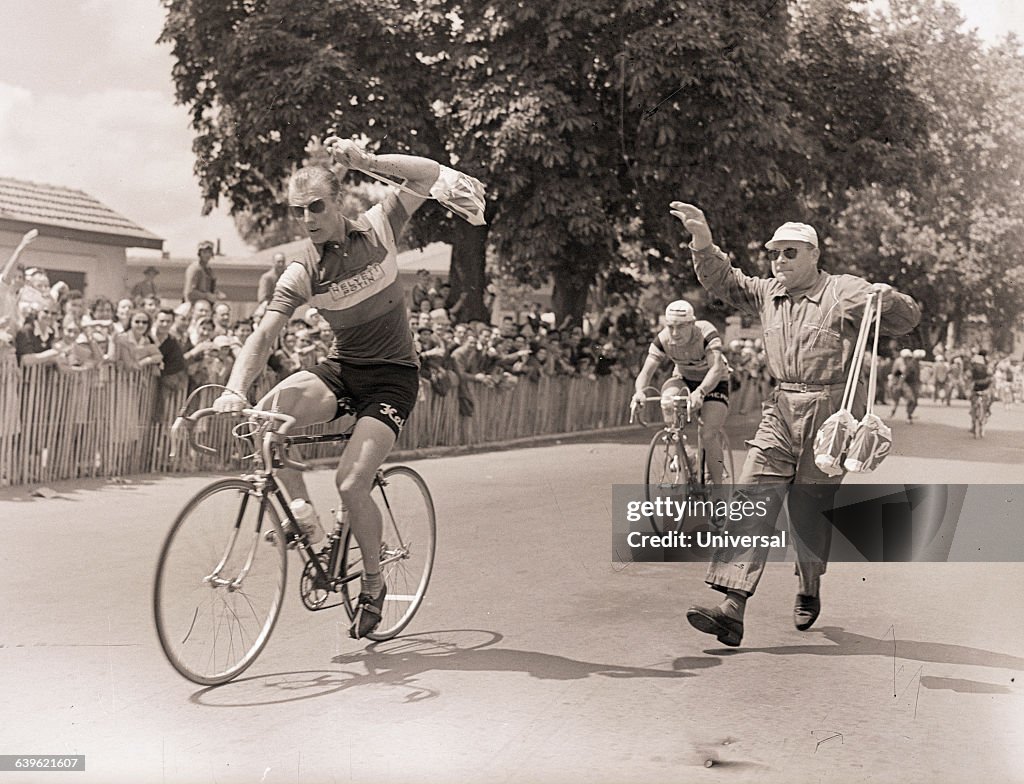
top-left (631, 300), bottom-right (730, 485)
top-left (968, 349), bottom-right (993, 427)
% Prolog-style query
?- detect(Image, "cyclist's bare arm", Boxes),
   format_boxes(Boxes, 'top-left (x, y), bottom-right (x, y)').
top-left (324, 138), bottom-right (440, 216)
top-left (215, 310), bottom-right (290, 411)
top-left (694, 348), bottom-right (728, 399)
top-left (633, 354), bottom-right (661, 402)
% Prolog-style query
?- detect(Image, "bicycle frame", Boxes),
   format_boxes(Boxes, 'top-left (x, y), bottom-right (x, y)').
top-left (157, 398), bottom-right (437, 683)
top-left (174, 407), bottom-right (365, 596)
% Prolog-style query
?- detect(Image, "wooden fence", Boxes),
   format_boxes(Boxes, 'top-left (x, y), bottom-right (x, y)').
top-left (0, 355), bottom-right (633, 487)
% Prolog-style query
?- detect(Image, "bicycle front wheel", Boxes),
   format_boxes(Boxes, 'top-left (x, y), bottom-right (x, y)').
top-left (644, 430), bottom-right (692, 534)
top-left (153, 479), bottom-right (287, 685)
top-left (342, 466), bottom-right (436, 641)
top-left (710, 429), bottom-right (736, 490)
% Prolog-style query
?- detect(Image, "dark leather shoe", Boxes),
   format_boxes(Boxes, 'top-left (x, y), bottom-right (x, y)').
top-left (686, 605), bottom-right (743, 647)
top-left (349, 584), bottom-right (387, 639)
top-left (794, 594), bottom-right (821, 631)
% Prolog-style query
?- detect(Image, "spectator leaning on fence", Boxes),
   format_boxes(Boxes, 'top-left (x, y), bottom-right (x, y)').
top-left (114, 309), bottom-right (163, 373)
top-left (71, 316), bottom-right (114, 369)
top-left (669, 201), bottom-right (921, 648)
top-left (15, 305), bottom-right (60, 366)
top-left (54, 315), bottom-right (83, 369)
top-left (153, 308), bottom-right (188, 392)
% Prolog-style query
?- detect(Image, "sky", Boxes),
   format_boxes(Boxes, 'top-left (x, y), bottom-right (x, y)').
top-left (1, 1), bottom-right (1022, 261)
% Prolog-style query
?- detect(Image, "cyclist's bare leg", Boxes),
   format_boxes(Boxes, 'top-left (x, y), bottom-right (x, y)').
top-left (699, 399), bottom-right (729, 486)
top-left (334, 416), bottom-right (397, 592)
top-left (255, 372), bottom-right (337, 506)
top-left (660, 377), bottom-right (685, 427)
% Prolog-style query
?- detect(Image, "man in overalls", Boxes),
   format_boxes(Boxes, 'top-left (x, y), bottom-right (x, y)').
top-left (669, 202), bottom-right (921, 647)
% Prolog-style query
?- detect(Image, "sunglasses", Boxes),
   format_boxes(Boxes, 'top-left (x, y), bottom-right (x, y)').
top-left (132, 320), bottom-right (151, 326)
top-left (288, 199), bottom-right (327, 218)
top-left (767, 247), bottom-right (802, 261)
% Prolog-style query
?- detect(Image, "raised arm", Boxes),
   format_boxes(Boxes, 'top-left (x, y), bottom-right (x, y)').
top-left (669, 201), bottom-right (769, 317)
top-left (324, 138), bottom-right (441, 217)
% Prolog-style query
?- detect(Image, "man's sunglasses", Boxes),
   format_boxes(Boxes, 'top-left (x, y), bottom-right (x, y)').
top-left (767, 247), bottom-right (803, 261)
top-left (288, 199), bottom-right (327, 218)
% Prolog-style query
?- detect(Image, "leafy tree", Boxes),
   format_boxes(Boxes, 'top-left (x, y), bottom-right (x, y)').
top-left (829, 0), bottom-right (1024, 351)
top-left (160, 0), bottom-right (938, 329)
top-left (160, 0), bottom-right (493, 318)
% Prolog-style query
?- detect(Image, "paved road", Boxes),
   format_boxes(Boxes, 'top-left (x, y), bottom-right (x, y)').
top-left (1, 397), bottom-right (1022, 783)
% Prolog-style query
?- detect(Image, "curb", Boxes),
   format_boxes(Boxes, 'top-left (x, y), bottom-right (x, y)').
top-left (303, 425), bottom-right (640, 468)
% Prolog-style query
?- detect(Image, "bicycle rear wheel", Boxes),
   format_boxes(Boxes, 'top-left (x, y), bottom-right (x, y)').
top-left (153, 479), bottom-right (287, 685)
top-left (644, 430), bottom-right (692, 534)
top-left (342, 466), bottom-right (436, 641)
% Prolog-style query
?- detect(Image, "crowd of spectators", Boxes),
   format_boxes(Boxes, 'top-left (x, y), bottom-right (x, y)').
top-left (6, 255), bottom-right (1020, 423)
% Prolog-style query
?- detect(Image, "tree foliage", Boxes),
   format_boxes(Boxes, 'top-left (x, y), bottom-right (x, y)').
top-left (828, 0), bottom-right (1024, 350)
top-left (160, 0), bottom-right (1024, 342)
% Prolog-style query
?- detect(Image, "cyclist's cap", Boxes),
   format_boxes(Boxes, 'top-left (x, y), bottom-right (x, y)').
top-left (913, 349), bottom-right (926, 358)
top-left (197, 239), bottom-right (215, 252)
top-left (664, 300), bottom-right (696, 324)
top-left (900, 348), bottom-right (912, 357)
top-left (766, 222), bottom-right (818, 249)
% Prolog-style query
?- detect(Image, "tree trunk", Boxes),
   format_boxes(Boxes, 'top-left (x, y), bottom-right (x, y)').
top-left (551, 264), bottom-right (593, 328)
top-left (447, 219), bottom-right (489, 324)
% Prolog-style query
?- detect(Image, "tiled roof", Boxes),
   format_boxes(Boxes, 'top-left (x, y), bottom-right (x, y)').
top-left (0, 176), bottom-right (163, 247)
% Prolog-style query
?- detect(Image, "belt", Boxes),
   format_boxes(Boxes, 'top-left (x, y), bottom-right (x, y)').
top-left (778, 382), bottom-right (841, 393)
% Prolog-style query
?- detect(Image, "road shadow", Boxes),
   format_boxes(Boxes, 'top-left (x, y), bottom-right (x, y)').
top-left (0, 474), bottom-right (167, 503)
top-left (708, 626), bottom-right (1024, 674)
top-left (189, 629), bottom-right (722, 707)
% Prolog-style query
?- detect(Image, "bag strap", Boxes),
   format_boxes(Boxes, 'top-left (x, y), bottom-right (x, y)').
top-left (863, 292), bottom-right (883, 416)
top-left (840, 292), bottom-right (876, 412)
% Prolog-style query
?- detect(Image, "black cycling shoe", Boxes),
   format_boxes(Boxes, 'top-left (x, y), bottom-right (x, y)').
top-left (349, 584), bottom-right (387, 639)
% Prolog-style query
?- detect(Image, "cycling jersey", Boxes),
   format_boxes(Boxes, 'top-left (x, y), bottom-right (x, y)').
top-left (267, 192), bottom-right (417, 367)
top-left (969, 361), bottom-right (991, 391)
top-left (648, 320), bottom-right (722, 382)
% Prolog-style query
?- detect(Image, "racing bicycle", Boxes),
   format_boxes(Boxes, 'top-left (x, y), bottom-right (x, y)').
top-left (153, 401), bottom-right (436, 686)
top-left (630, 387), bottom-right (734, 535)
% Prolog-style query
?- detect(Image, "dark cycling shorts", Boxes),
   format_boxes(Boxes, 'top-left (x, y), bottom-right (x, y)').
top-left (662, 375), bottom-right (730, 406)
top-left (307, 359), bottom-right (420, 437)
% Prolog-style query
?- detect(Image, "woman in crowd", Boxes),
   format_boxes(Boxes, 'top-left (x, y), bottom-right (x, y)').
top-left (114, 309), bottom-right (162, 372)
top-left (113, 298), bottom-right (134, 334)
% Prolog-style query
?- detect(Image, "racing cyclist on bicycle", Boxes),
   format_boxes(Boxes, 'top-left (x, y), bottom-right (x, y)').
top-left (213, 137), bottom-right (442, 639)
top-left (631, 300), bottom-right (730, 485)
top-left (968, 349), bottom-right (993, 429)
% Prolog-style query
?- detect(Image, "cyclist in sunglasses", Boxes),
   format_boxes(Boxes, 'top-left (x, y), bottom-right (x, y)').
top-left (213, 138), bottom-right (446, 639)
top-left (668, 202), bottom-right (920, 647)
